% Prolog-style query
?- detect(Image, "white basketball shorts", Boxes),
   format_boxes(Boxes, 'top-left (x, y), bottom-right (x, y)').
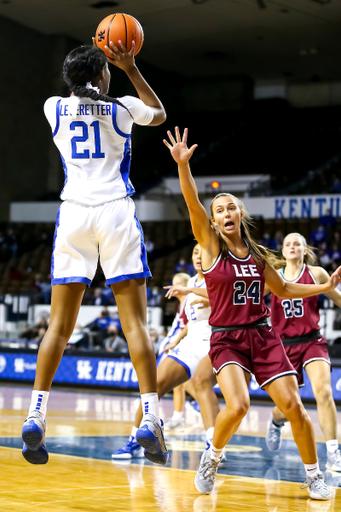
top-left (167, 334), bottom-right (211, 378)
top-left (51, 197), bottom-right (151, 286)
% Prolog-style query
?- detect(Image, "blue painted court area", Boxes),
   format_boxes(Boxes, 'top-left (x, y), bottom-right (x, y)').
top-left (2, 433), bottom-right (341, 487)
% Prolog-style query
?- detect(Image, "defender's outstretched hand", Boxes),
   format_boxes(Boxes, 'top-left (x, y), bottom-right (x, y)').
top-left (326, 266), bottom-right (341, 292)
top-left (164, 284), bottom-right (190, 299)
top-left (163, 127), bottom-right (197, 164)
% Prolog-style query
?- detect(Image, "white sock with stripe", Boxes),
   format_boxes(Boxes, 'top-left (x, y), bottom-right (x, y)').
top-left (29, 390), bottom-right (49, 419)
top-left (141, 393), bottom-right (159, 421)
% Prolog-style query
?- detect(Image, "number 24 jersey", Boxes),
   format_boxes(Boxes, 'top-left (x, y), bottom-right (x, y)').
top-left (203, 251), bottom-right (269, 327)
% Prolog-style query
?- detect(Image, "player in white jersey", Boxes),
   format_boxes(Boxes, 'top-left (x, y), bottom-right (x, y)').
top-left (21, 42), bottom-right (168, 465)
top-left (157, 273), bottom-right (190, 367)
top-left (113, 244), bottom-right (213, 461)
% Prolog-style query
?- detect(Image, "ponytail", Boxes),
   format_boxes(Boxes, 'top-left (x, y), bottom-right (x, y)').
top-left (63, 45), bottom-right (133, 119)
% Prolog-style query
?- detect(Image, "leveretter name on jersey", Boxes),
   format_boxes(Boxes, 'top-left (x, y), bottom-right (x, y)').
top-left (232, 264), bottom-right (260, 277)
top-left (59, 104), bottom-right (113, 117)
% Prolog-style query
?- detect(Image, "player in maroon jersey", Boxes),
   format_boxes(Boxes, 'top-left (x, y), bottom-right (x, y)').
top-left (265, 232), bottom-right (341, 471)
top-left (163, 127), bottom-right (341, 500)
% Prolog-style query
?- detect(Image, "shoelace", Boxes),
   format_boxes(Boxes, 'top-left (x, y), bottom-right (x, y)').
top-left (200, 458), bottom-right (220, 480)
top-left (300, 473), bottom-right (326, 490)
top-left (269, 428), bottom-right (280, 443)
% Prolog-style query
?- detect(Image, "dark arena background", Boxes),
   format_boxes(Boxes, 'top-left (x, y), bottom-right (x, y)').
top-left (0, 1), bottom-right (341, 510)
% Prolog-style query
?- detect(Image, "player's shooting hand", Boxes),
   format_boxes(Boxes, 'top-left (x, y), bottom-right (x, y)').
top-left (164, 285), bottom-right (189, 299)
top-left (190, 297), bottom-right (210, 309)
top-left (104, 40), bottom-right (136, 72)
top-left (163, 127), bottom-right (197, 164)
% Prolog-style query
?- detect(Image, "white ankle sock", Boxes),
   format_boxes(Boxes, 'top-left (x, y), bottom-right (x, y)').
top-left (29, 390), bottom-right (49, 419)
top-left (172, 411), bottom-right (183, 421)
top-left (141, 392), bottom-right (159, 420)
top-left (131, 426), bottom-right (138, 439)
top-left (304, 461), bottom-right (320, 479)
top-left (326, 439), bottom-right (338, 454)
top-left (206, 427), bottom-right (215, 445)
top-left (210, 444), bottom-right (223, 462)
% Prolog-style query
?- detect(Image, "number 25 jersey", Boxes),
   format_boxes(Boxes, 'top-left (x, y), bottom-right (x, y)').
top-left (203, 251), bottom-right (269, 327)
top-left (270, 264), bottom-right (320, 339)
top-left (44, 95), bottom-right (153, 206)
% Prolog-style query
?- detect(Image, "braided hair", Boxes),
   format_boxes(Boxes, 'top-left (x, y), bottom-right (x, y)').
top-left (63, 45), bottom-right (133, 119)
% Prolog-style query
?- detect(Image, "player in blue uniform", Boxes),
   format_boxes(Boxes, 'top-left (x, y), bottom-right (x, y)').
top-left (21, 41), bottom-right (168, 465)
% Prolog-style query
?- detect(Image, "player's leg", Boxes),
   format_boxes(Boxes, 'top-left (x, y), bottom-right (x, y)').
top-left (34, 283), bottom-right (86, 389)
top-left (184, 379), bottom-right (197, 401)
top-left (305, 360), bottom-right (341, 470)
top-left (195, 364), bottom-right (250, 495)
top-left (191, 355), bottom-right (220, 446)
top-left (111, 277), bottom-right (168, 462)
top-left (111, 278), bottom-right (156, 395)
top-left (266, 345), bottom-right (300, 452)
top-left (165, 384), bottom-right (186, 431)
top-left (111, 346), bottom-right (189, 464)
top-left (22, 283), bottom-right (86, 464)
top-left (265, 375), bottom-right (330, 500)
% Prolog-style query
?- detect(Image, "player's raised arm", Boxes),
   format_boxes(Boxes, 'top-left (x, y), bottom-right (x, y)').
top-left (163, 127), bottom-right (218, 256)
top-left (264, 263), bottom-right (341, 298)
top-left (105, 40), bottom-right (166, 126)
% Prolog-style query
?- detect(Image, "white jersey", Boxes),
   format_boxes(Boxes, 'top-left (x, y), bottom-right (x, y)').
top-left (185, 275), bottom-right (211, 339)
top-left (44, 95), bottom-right (154, 206)
top-left (157, 297), bottom-right (188, 365)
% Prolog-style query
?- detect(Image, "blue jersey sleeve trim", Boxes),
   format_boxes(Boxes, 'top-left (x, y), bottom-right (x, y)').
top-left (60, 154), bottom-right (68, 195)
top-left (52, 99), bottom-right (62, 137)
top-left (51, 277), bottom-right (92, 286)
top-left (167, 355), bottom-right (191, 379)
top-left (120, 138), bottom-right (135, 196)
top-left (50, 206), bottom-right (61, 281)
top-left (134, 211), bottom-right (151, 275)
top-left (106, 270), bottom-right (152, 286)
top-left (112, 103), bottom-right (131, 138)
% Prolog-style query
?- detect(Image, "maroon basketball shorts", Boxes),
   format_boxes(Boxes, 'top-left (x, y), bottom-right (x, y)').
top-left (209, 326), bottom-right (297, 389)
top-left (284, 335), bottom-right (330, 387)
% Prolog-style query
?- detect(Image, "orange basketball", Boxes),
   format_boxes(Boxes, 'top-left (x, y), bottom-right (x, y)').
top-left (95, 13), bottom-right (144, 57)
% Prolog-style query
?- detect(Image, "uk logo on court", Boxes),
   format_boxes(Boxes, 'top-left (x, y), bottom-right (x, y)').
top-left (0, 355), bottom-right (6, 373)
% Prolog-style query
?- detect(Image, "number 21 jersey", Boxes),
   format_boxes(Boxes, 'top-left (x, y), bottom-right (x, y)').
top-left (270, 264), bottom-right (320, 339)
top-left (203, 251), bottom-right (269, 327)
top-left (44, 95), bottom-right (153, 206)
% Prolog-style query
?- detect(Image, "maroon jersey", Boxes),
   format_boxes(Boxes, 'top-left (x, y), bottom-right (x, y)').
top-left (203, 251), bottom-right (269, 327)
top-left (270, 264), bottom-right (320, 339)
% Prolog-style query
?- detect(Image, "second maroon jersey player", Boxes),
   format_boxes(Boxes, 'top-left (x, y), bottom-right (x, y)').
top-left (271, 264), bottom-right (320, 340)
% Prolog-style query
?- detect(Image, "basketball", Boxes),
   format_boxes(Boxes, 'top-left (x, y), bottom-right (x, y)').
top-left (95, 13), bottom-right (144, 57)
